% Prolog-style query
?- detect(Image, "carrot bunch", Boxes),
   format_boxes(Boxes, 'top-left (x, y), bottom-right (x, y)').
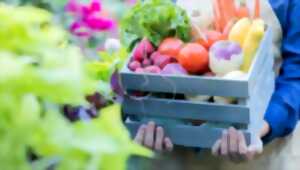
top-left (213, 0), bottom-right (261, 32)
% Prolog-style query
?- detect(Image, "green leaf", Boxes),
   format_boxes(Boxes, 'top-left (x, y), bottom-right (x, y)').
top-left (120, 0), bottom-right (191, 48)
top-left (0, 4), bottom-right (150, 170)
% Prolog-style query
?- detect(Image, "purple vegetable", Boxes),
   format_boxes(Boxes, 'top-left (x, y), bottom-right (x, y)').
top-left (161, 63), bottom-right (188, 75)
top-left (209, 41), bottom-right (243, 76)
top-left (211, 41), bottom-right (242, 60)
top-left (228, 42), bottom-right (242, 55)
top-left (214, 47), bottom-right (232, 60)
top-left (144, 65), bottom-right (161, 74)
top-left (128, 61), bottom-right (141, 71)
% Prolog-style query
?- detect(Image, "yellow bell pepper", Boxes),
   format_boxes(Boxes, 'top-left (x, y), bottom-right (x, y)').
top-left (228, 18), bottom-right (252, 47)
top-left (241, 19), bottom-right (265, 72)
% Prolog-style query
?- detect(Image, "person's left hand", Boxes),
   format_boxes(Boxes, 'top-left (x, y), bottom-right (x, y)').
top-left (211, 127), bottom-right (263, 163)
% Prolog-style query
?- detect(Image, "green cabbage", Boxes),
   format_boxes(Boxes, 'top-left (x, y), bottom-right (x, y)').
top-left (120, 0), bottom-right (191, 49)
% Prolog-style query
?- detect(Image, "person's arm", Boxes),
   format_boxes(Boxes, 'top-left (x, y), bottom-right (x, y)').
top-left (263, 0), bottom-right (300, 143)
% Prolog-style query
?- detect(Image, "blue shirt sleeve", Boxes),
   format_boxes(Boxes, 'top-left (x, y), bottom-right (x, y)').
top-left (263, 0), bottom-right (300, 143)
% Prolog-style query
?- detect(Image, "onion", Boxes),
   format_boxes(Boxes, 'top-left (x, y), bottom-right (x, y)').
top-left (186, 95), bottom-right (210, 102)
top-left (209, 41), bottom-right (243, 76)
top-left (213, 71), bottom-right (247, 104)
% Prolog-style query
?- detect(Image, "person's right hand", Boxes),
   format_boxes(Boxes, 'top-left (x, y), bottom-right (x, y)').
top-left (134, 121), bottom-right (174, 152)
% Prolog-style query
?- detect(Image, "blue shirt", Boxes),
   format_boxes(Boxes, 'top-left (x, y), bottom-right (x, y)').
top-left (263, 0), bottom-right (300, 143)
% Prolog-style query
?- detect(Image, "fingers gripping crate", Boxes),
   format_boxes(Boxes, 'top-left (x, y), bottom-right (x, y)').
top-left (120, 28), bottom-right (274, 148)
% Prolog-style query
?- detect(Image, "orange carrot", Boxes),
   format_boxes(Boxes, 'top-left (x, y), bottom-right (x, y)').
top-left (254, 0), bottom-right (260, 18)
top-left (220, 0), bottom-right (229, 27)
top-left (236, 6), bottom-right (250, 18)
top-left (219, 0), bottom-right (236, 31)
top-left (213, 0), bottom-right (222, 31)
top-left (216, 0), bottom-right (226, 31)
top-left (223, 19), bottom-right (236, 38)
top-left (227, 0), bottom-right (237, 20)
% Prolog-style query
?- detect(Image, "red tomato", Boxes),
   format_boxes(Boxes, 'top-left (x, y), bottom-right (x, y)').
top-left (158, 37), bottom-right (184, 59)
top-left (178, 43), bottom-right (209, 74)
top-left (196, 31), bottom-right (226, 49)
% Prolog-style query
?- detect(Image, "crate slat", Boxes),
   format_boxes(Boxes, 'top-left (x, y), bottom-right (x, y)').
top-left (121, 72), bottom-right (249, 98)
top-left (123, 96), bottom-right (250, 124)
top-left (126, 121), bottom-right (251, 148)
top-left (248, 29), bottom-right (273, 92)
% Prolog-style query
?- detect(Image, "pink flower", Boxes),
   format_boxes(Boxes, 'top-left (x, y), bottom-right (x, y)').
top-left (65, 0), bottom-right (115, 37)
top-left (70, 21), bottom-right (92, 37)
top-left (84, 15), bottom-right (114, 30)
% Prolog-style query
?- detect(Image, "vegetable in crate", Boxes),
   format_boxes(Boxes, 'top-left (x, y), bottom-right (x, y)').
top-left (161, 63), bottom-right (188, 75)
top-left (178, 43), bottom-right (209, 74)
top-left (241, 19), bottom-right (265, 72)
top-left (196, 30), bottom-right (226, 50)
top-left (229, 18), bottom-right (253, 47)
top-left (236, 1), bottom-right (250, 18)
top-left (158, 37), bottom-right (184, 60)
top-left (185, 72), bottom-right (214, 102)
top-left (120, 0), bottom-right (191, 48)
top-left (213, 71), bottom-right (247, 104)
top-left (132, 38), bottom-right (155, 62)
top-left (209, 41), bottom-right (243, 76)
top-left (176, 0), bottom-right (214, 29)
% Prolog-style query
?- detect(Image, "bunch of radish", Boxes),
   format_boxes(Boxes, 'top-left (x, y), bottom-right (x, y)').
top-left (128, 38), bottom-right (178, 74)
top-left (128, 37), bottom-right (211, 76)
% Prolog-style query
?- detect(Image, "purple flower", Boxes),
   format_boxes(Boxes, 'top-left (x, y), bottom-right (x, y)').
top-left (110, 70), bottom-right (124, 103)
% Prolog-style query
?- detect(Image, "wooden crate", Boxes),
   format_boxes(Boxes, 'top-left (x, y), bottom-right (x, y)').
top-left (120, 28), bottom-right (274, 148)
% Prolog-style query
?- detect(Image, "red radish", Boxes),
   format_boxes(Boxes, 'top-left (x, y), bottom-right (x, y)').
top-left (144, 66), bottom-right (161, 74)
top-left (142, 58), bottom-right (152, 67)
top-left (128, 61), bottom-right (142, 71)
top-left (153, 54), bottom-right (172, 69)
top-left (133, 38), bottom-right (155, 61)
top-left (150, 51), bottom-right (161, 61)
top-left (158, 37), bottom-right (184, 59)
top-left (135, 68), bottom-right (145, 73)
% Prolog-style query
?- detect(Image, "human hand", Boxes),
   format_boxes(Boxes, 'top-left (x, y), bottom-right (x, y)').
top-left (212, 127), bottom-right (263, 163)
top-left (134, 121), bottom-right (174, 152)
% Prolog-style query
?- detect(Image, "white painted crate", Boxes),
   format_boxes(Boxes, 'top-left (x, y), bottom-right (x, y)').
top-left (120, 28), bottom-right (274, 148)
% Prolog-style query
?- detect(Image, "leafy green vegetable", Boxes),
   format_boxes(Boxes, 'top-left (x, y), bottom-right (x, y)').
top-left (0, 4), bottom-right (150, 170)
top-left (86, 47), bottom-right (128, 82)
top-left (120, 0), bottom-right (191, 48)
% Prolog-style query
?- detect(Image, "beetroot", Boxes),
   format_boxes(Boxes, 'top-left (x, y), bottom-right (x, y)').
top-left (135, 68), bottom-right (145, 73)
top-left (133, 38), bottom-right (155, 61)
top-left (144, 66), bottom-right (161, 74)
top-left (142, 58), bottom-right (152, 67)
top-left (128, 61), bottom-right (142, 71)
top-left (150, 51), bottom-right (161, 61)
top-left (153, 54), bottom-right (172, 69)
top-left (161, 63), bottom-right (188, 75)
